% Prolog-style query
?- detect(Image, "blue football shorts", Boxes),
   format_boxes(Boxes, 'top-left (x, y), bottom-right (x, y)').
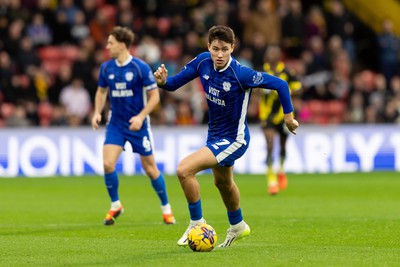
top-left (206, 138), bottom-right (249, 167)
top-left (104, 124), bottom-right (154, 156)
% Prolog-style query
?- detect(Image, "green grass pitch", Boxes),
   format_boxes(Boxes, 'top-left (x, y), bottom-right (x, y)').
top-left (0, 172), bottom-right (399, 266)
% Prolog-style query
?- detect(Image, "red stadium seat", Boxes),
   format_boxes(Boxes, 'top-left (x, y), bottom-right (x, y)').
top-left (326, 101), bottom-right (346, 123)
top-left (307, 100), bottom-right (325, 114)
top-left (62, 45), bottom-right (80, 61)
top-left (306, 100), bottom-right (328, 124)
top-left (100, 5), bottom-right (117, 20)
top-left (42, 60), bottom-right (71, 76)
top-left (38, 46), bottom-right (63, 61)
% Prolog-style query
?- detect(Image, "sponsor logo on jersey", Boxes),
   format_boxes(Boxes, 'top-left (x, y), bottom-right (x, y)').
top-left (108, 74), bottom-right (115, 80)
top-left (125, 72), bottom-right (134, 81)
top-left (208, 86), bottom-right (220, 96)
top-left (252, 72), bottom-right (263, 84)
top-left (112, 90), bottom-right (133, 97)
top-left (222, 81), bottom-right (231, 92)
top-left (203, 74), bottom-right (210, 80)
top-left (115, 82), bottom-right (127, 90)
top-left (205, 93), bottom-right (226, 106)
top-left (113, 82), bottom-right (133, 97)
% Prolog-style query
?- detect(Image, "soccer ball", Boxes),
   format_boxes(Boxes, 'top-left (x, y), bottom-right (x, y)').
top-left (188, 223), bottom-right (218, 252)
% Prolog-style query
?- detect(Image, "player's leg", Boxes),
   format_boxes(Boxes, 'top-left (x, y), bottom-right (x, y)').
top-left (278, 127), bottom-right (289, 190)
top-left (263, 127), bottom-right (279, 195)
top-left (212, 165), bottom-right (250, 248)
top-left (176, 147), bottom-right (217, 246)
top-left (140, 154), bottom-right (176, 224)
top-left (103, 144), bottom-right (124, 225)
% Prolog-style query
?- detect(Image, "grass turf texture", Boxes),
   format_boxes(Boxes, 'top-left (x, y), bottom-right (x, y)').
top-left (0, 172), bottom-right (399, 266)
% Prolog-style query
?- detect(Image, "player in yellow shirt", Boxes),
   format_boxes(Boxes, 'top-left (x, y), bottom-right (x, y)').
top-left (259, 45), bottom-right (302, 195)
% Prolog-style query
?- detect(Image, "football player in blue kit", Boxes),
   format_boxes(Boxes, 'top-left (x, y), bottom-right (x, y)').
top-left (154, 25), bottom-right (299, 247)
top-left (91, 26), bottom-right (175, 226)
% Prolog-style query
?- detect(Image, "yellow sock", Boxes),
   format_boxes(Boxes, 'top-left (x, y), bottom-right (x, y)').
top-left (267, 167), bottom-right (277, 183)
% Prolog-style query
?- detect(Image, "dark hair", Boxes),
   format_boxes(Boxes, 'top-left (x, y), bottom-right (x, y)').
top-left (208, 25), bottom-right (235, 45)
top-left (110, 26), bottom-right (134, 48)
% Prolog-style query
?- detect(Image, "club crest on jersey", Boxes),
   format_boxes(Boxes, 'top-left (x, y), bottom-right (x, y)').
top-left (222, 81), bottom-right (231, 92)
top-left (108, 74), bottom-right (115, 80)
top-left (203, 74), bottom-right (210, 80)
top-left (125, 72), bottom-right (134, 81)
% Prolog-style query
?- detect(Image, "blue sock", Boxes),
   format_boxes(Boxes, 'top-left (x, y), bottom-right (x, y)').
top-left (105, 171), bottom-right (119, 202)
top-left (188, 200), bottom-right (202, 220)
top-left (151, 174), bottom-right (169, 205)
top-left (228, 208), bottom-right (243, 225)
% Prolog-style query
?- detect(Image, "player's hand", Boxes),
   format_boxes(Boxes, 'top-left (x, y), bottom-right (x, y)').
top-left (154, 64), bottom-right (168, 86)
top-left (91, 113), bottom-right (102, 130)
top-left (284, 113), bottom-right (299, 135)
top-left (285, 119), bottom-right (299, 135)
top-left (129, 115), bottom-right (144, 131)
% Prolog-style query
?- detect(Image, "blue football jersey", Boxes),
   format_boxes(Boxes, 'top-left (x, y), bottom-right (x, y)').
top-left (98, 55), bottom-right (158, 130)
top-left (163, 52), bottom-right (294, 144)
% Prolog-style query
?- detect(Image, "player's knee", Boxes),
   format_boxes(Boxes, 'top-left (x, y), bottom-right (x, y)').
top-left (176, 164), bottom-right (192, 181)
top-left (143, 165), bottom-right (158, 179)
top-left (103, 161), bottom-right (115, 173)
top-left (214, 178), bottom-right (231, 191)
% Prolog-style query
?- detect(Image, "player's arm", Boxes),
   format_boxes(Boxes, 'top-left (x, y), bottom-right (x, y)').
top-left (154, 64), bottom-right (198, 91)
top-left (242, 68), bottom-right (299, 134)
top-left (154, 54), bottom-right (203, 91)
top-left (264, 75), bottom-right (299, 134)
top-left (265, 76), bottom-right (298, 134)
top-left (91, 86), bottom-right (108, 130)
top-left (129, 88), bottom-right (159, 131)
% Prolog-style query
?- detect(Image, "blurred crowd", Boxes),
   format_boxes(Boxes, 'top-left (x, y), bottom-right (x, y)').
top-left (0, 0), bottom-right (400, 127)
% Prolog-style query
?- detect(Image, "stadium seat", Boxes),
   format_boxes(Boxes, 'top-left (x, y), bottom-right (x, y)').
top-left (307, 100), bottom-right (325, 114)
top-left (307, 100), bottom-right (329, 124)
top-left (326, 101), bottom-right (346, 123)
top-left (62, 45), bottom-right (80, 61)
top-left (38, 46), bottom-right (63, 61)
top-left (42, 60), bottom-right (71, 76)
top-left (100, 5), bottom-right (117, 20)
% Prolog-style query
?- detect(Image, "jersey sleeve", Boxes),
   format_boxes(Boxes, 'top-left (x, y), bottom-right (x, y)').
top-left (162, 53), bottom-right (205, 91)
top-left (240, 66), bottom-right (294, 114)
top-left (98, 63), bottom-right (108, 89)
top-left (139, 62), bottom-right (158, 91)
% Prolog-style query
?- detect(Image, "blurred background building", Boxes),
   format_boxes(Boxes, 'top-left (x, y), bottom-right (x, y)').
top-left (0, 0), bottom-right (399, 128)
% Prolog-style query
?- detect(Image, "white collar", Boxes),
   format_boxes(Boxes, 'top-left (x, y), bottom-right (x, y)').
top-left (214, 56), bottom-right (232, 72)
top-left (115, 55), bottom-right (133, 67)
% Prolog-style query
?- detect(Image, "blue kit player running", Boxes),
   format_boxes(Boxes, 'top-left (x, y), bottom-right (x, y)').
top-left (154, 25), bottom-right (299, 247)
top-left (91, 26), bottom-right (175, 226)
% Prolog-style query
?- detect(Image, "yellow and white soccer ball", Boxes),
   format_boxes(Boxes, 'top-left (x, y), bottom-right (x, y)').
top-left (188, 223), bottom-right (218, 252)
